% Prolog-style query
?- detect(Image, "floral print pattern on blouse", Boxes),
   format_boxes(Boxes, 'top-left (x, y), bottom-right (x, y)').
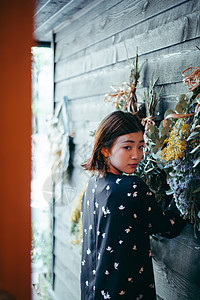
top-left (81, 173), bottom-right (185, 300)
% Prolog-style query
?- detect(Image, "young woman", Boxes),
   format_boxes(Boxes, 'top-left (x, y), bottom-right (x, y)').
top-left (81, 111), bottom-right (185, 300)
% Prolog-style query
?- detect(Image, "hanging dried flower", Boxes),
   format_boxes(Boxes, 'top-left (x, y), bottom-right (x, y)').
top-left (104, 82), bottom-right (138, 112)
top-left (104, 48), bottom-right (146, 113)
top-left (182, 66), bottom-right (200, 99)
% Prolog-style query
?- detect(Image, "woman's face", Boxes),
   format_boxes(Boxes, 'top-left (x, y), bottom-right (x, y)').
top-left (106, 131), bottom-right (144, 175)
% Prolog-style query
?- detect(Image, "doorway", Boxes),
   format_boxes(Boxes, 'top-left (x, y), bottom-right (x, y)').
top-left (31, 46), bottom-right (54, 299)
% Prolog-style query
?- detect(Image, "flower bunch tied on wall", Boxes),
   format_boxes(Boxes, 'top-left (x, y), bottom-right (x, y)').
top-left (105, 49), bottom-right (200, 235)
top-left (147, 66), bottom-right (200, 234)
top-left (105, 49), bottom-right (168, 206)
top-left (70, 49), bottom-right (200, 243)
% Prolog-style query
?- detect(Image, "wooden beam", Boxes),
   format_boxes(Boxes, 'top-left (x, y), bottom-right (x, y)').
top-left (36, 41), bottom-right (51, 47)
top-left (34, 0), bottom-right (96, 41)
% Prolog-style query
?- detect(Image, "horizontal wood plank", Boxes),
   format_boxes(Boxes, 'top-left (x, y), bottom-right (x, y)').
top-left (55, 0), bottom-right (199, 60)
top-left (68, 97), bottom-right (113, 123)
top-left (151, 223), bottom-right (200, 287)
top-left (55, 48), bottom-right (199, 102)
top-left (55, 27), bottom-right (200, 83)
top-left (56, 12), bottom-right (200, 66)
top-left (54, 266), bottom-right (80, 300)
top-left (55, 81), bottom-right (189, 121)
top-left (153, 258), bottom-right (200, 300)
top-left (34, 0), bottom-right (97, 41)
top-left (54, 0), bottom-right (123, 42)
top-left (54, 239), bottom-right (81, 278)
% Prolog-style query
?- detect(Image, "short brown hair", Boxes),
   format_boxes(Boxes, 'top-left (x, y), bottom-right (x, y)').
top-left (82, 111), bottom-right (144, 176)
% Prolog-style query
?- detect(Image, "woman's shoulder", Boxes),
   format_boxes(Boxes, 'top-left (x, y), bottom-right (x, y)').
top-left (103, 173), bottom-right (147, 190)
top-left (88, 173), bottom-right (147, 186)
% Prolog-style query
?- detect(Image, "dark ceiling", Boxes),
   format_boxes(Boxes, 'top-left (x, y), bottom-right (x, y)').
top-left (34, 0), bottom-right (95, 42)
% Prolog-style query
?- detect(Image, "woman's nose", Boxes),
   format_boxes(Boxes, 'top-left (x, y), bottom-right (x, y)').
top-left (131, 149), bottom-right (139, 159)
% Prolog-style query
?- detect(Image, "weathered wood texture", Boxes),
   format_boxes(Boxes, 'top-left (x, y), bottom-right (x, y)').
top-left (34, 0), bottom-right (95, 41)
top-left (53, 204), bottom-right (82, 300)
top-left (151, 224), bottom-right (200, 300)
top-left (52, 0), bottom-right (200, 299)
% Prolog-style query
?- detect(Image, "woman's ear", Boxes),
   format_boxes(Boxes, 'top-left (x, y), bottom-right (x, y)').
top-left (101, 147), bottom-right (109, 158)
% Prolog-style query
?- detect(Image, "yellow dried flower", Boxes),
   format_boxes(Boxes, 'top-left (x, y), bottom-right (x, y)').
top-left (70, 187), bottom-right (85, 244)
top-left (160, 119), bottom-right (188, 161)
top-left (70, 188), bottom-right (85, 223)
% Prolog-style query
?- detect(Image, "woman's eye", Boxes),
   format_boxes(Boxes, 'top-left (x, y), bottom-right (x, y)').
top-left (139, 145), bottom-right (144, 150)
top-left (124, 146), bottom-right (131, 150)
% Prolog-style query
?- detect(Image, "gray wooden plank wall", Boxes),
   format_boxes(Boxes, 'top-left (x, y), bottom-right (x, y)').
top-left (52, 0), bottom-right (200, 299)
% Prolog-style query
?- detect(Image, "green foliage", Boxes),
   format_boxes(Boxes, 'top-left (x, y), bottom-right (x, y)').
top-left (31, 222), bottom-right (52, 275)
top-left (143, 89), bottom-right (200, 235)
top-left (31, 47), bottom-right (52, 72)
top-left (136, 154), bottom-right (171, 207)
top-left (33, 274), bottom-right (52, 300)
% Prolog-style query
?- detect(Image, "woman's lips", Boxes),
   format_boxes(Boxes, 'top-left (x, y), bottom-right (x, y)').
top-left (129, 164), bottom-right (138, 168)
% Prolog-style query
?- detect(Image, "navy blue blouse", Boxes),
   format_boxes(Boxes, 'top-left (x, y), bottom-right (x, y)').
top-left (81, 173), bottom-right (185, 300)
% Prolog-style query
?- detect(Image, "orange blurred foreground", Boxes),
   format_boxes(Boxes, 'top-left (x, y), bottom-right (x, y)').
top-left (0, 1), bottom-right (34, 299)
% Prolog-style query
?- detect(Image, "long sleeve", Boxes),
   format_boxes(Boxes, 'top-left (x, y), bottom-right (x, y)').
top-left (161, 198), bottom-right (186, 238)
top-left (133, 178), bottom-right (186, 238)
